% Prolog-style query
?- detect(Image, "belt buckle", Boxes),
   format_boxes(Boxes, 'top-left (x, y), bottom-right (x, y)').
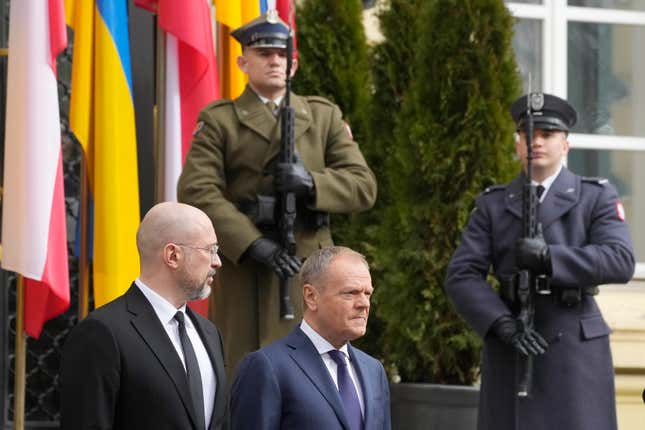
top-left (559, 288), bottom-right (581, 306)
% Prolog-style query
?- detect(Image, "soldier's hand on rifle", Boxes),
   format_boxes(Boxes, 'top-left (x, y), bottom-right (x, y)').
top-left (492, 316), bottom-right (548, 356)
top-left (274, 157), bottom-right (315, 198)
top-left (516, 228), bottom-right (552, 275)
top-left (246, 238), bottom-right (302, 280)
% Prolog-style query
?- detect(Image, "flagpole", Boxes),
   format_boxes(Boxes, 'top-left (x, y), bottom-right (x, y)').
top-left (217, 22), bottom-right (228, 98)
top-left (154, 25), bottom-right (166, 204)
top-left (78, 157), bottom-right (90, 320)
top-left (13, 275), bottom-right (26, 430)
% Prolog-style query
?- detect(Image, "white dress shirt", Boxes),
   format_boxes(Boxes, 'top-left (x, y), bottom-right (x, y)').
top-left (532, 164), bottom-right (562, 203)
top-left (258, 94), bottom-right (284, 108)
top-left (135, 278), bottom-right (216, 429)
top-left (300, 319), bottom-right (365, 415)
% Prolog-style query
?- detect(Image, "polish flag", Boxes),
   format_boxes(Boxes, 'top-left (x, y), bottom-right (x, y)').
top-left (136, 0), bottom-right (220, 201)
top-left (276, 0), bottom-right (297, 58)
top-left (135, 0), bottom-right (219, 316)
top-left (2, 0), bottom-right (70, 338)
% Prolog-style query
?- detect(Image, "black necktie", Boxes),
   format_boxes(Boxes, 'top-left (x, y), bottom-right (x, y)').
top-left (174, 311), bottom-right (205, 430)
top-left (328, 349), bottom-right (363, 430)
top-left (536, 184), bottom-right (545, 200)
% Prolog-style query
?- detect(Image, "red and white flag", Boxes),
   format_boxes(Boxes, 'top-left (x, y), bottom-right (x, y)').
top-left (276, 0), bottom-right (297, 58)
top-left (2, 0), bottom-right (70, 338)
top-left (137, 0), bottom-right (220, 201)
top-left (135, 0), bottom-right (219, 316)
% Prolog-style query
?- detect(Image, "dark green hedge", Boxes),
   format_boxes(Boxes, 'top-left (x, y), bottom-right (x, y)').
top-left (371, 0), bottom-right (520, 384)
top-left (294, 0), bottom-right (521, 385)
top-left (292, 0), bottom-right (373, 259)
top-left (292, 0), bottom-right (370, 145)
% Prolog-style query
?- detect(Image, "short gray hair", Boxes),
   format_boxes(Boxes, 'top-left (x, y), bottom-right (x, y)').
top-left (300, 246), bottom-right (368, 287)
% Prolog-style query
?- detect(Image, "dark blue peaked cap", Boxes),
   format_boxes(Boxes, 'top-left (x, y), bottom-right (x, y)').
top-left (511, 93), bottom-right (578, 131)
top-left (231, 9), bottom-right (289, 49)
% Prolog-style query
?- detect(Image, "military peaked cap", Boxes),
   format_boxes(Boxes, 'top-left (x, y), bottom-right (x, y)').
top-left (510, 93), bottom-right (577, 131)
top-left (231, 9), bottom-right (289, 49)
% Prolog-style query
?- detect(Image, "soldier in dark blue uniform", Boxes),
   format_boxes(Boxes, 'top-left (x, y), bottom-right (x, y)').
top-left (445, 93), bottom-right (635, 430)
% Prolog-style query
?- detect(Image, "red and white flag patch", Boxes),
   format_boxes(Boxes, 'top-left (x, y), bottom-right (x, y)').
top-left (615, 201), bottom-right (625, 221)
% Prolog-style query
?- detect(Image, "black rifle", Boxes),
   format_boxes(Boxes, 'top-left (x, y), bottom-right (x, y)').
top-left (516, 90), bottom-right (551, 397)
top-left (277, 29), bottom-right (296, 320)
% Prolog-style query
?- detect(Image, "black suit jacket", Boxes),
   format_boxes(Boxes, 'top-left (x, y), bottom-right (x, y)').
top-left (60, 284), bottom-right (227, 430)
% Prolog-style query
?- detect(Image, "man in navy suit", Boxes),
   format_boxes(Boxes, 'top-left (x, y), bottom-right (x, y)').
top-left (230, 246), bottom-right (391, 430)
top-left (445, 93), bottom-right (634, 430)
top-left (61, 202), bottom-right (227, 430)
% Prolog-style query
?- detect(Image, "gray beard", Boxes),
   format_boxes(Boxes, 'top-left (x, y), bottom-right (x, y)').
top-left (191, 283), bottom-right (211, 301)
top-left (182, 269), bottom-right (216, 301)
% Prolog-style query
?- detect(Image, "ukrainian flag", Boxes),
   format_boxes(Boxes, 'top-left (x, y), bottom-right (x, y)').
top-left (66, 0), bottom-right (140, 307)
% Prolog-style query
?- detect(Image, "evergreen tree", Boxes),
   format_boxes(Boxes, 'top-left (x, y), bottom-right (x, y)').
top-left (292, 0), bottom-right (370, 145)
top-left (351, 0), bottom-right (425, 361)
top-left (372, 0), bottom-right (521, 384)
top-left (367, 0), bottom-right (421, 167)
top-left (292, 0), bottom-right (373, 256)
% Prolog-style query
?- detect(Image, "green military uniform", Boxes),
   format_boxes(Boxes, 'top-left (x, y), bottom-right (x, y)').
top-left (177, 86), bottom-right (377, 373)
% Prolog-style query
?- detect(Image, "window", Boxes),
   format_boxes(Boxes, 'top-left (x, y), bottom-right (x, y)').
top-left (568, 0), bottom-right (645, 12)
top-left (507, 1), bottom-right (645, 277)
top-left (513, 18), bottom-right (542, 90)
top-left (569, 22), bottom-right (645, 137)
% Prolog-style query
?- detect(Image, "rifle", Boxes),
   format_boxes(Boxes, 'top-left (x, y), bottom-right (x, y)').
top-left (515, 84), bottom-right (551, 397)
top-left (277, 28), bottom-right (296, 320)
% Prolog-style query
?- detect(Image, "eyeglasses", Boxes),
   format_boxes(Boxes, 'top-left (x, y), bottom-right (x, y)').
top-left (175, 243), bottom-right (219, 259)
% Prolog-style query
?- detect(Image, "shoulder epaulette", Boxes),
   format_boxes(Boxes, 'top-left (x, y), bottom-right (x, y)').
top-left (581, 176), bottom-right (609, 186)
top-left (483, 184), bottom-right (506, 194)
top-left (305, 95), bottom-right (335, 107)
top-left (204, 99), bottom-right (233, 110)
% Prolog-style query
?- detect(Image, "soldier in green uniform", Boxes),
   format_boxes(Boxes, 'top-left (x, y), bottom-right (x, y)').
top-left (177, 10), bottom-right (377, 374)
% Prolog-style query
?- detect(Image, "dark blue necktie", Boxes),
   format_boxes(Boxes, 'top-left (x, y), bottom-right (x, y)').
top-left (174, 311), bottom-right (205, 430)
top-left (328, 349), bottom-right (363, 430)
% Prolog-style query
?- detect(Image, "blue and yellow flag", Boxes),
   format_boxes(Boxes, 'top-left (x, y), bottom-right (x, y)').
top-left (66, 0), bottom-right (140, 307)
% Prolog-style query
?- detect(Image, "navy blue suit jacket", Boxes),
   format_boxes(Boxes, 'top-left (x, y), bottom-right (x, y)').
top-left (230, 327), bottom-right (391, 430)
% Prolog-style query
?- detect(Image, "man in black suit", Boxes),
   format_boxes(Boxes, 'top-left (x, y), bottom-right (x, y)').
top-left (230, 246), bottom-right (391, 430)
top-left (61, 202), bottom-right (227, 430)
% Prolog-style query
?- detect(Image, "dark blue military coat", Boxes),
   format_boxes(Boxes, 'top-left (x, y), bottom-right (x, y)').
top-left (445, 167), bottom-right (634, 430)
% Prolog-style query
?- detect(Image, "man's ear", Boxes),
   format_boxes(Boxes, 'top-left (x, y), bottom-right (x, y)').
top-left (514, 133), bottom-right (523, 159)
top-left (562, 134), bottom-right (571, 156)
top-left (164, 243), bottom-right (181, 269)
top-left (302, 283), bottom-right (318, 311)
top-left (289, 58), bottom-right (298, 78)
top-left (237, 54), bottom-right (248, 73)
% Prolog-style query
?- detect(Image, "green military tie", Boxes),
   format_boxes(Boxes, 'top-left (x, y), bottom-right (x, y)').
top-left (266, 101), bottom-right (278, 116)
